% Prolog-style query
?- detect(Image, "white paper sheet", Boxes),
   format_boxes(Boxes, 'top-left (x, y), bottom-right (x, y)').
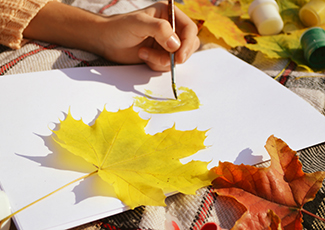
top-left (1, 48), bottom-right (325, 230)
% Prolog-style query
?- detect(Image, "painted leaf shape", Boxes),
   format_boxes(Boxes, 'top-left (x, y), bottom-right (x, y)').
top-left (177, 0), bottom-right (247, 48)
top-left (52, 106), bottom-right (211, 209)
top-left (211, 135), bottom-right (325, 230)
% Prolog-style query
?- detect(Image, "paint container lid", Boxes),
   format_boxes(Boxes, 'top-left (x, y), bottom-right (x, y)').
top-left (165, 213), bottom-right (182, 230)
top-left (299, 0), bottom-right (325, 27)
top-left (300, 27), bottom-right (325, 69)
top-left (248, 0), bottom-right (283, 36)
top-left (200, 222), bottom-right (221, 230)
top-left (0, 191), bottom-right (11, 230)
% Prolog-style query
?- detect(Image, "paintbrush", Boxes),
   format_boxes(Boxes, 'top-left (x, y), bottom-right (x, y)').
top-left (168, 0), bottom-right (177, 99)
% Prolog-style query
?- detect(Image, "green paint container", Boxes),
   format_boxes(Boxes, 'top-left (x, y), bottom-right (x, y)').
top-left (300, 27), bottom-right (325, 69)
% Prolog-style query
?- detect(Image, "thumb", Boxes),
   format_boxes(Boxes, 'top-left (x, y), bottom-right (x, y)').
top-left (166, 33), bottom-right (181, 51)
top-left (131, 13), bottom-right (181, 52)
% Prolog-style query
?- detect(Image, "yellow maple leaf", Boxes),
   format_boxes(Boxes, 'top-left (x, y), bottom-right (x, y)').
top-left (177, 0), bottom-right (247, 48)
top-left (246, 24), bottom-right (325, 70)
top-left (276, 0), bottom-right (307, 32)
top-left (239, 0), bottom-right (252, 17)
top-left (246, 29), bottom-right (306, 66)
top-left (241, 0), bottom-right (325, 70)
top-left (183, 0), bottom-right (320, 69)
top-left (198, 26), bottom-right (232, 50)
top-left (52, 106), bottom-right (212, 208)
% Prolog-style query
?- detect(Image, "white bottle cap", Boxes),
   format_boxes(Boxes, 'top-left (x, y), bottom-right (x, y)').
top-left (248, 0), bottom-right (284, 36)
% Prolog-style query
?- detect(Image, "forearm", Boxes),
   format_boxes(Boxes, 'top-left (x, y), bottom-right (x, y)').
top-left (23, 1), bottom-right (105, 56)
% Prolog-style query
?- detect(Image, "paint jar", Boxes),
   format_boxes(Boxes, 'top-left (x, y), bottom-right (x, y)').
top-left (300, 27), bottom-right (325, 68)
top-left (0, 191), bottom-right (11, 230)
top-left (248, 0), bottom-right (283, 36)
top-left (165, 213), bottom-right (182, 230)
top-left (299, 0), bottom-right (325, 27)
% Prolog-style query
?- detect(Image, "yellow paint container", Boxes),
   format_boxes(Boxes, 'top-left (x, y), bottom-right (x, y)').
top-left (299, 0), bottom-right (325, 27)
top-left (248, 0), bottom-right (283, 35)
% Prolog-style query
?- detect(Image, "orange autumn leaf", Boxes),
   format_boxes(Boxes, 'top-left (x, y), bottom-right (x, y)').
top-left (210, 135), bottom-right (325, 230)
top-left (176, 0), bottom-right (247, 48)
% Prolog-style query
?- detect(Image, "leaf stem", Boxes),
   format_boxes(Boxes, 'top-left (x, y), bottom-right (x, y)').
top-left (0, 170), bottom-right (98, 228)
top-left (302, 208), bottom-right (325, 223)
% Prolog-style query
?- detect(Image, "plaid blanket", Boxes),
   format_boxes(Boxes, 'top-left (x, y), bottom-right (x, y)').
top-left (1, 0), bottom-right (325, 229)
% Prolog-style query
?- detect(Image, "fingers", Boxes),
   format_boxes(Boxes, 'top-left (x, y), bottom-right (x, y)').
top-left (174, 6), bottom-right (200, 64)
top-left (135, 3), bottom-right (199, 71)
top-left (138, 46), bottom-right (171, 72)
top-left (130, 13), bottom-right (181, 53)
top-left (105, 2), bottom-right (199, 71)
top-left (139, 4), bottom-right (200, 66)
top-left (176, 32), bottom-right (200, 64)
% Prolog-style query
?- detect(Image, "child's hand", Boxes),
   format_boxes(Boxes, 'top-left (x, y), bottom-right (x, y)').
top-left (97, 1), bottom-right (200, 71)
top-left (23, 1), bottom-right (199, 71)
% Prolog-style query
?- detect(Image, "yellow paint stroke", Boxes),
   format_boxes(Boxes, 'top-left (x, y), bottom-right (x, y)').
top-left (134, 87), bottom-right (200, 114)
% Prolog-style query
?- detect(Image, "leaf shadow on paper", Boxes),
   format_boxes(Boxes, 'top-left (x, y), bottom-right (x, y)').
top-left (60, 65), bottom-right (165, 99)
top-left (234, 148), bottom-right (263, 165)
top-left (15, 115), bottom-right (119, 204)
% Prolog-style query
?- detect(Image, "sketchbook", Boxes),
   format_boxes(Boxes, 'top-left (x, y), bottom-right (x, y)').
top-left (1, 48), bottom-right (325, 230)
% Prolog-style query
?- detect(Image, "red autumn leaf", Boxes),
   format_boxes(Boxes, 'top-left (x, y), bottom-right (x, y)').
top-left (210, 135), bottom-right (325, 230)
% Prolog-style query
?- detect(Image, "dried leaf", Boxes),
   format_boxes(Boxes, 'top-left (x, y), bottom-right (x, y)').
top-left (246, 24), bottom-right (325, 71)
top-left (198, 26), bottom-right (232, 50)
top-left (52, 106), bottom-right (212, 208)
top-left (182, 0), bottom-right (323, 70)
top-left (245, 29), bottom-right (307, 67)
top-left (241, 0), bottom-right (325, 70)
top-left (210, 135), bottom-right (325, 229)
top-left (277, 0), bottom-right (306, 32)
top-left (177, 0), bottom-right (247, 48)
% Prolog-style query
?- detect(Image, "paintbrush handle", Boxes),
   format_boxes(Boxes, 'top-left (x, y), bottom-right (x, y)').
top-left (168, 0), bottom-right (177, 99)
top-left (168, 0), bottom-right (175, 32)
